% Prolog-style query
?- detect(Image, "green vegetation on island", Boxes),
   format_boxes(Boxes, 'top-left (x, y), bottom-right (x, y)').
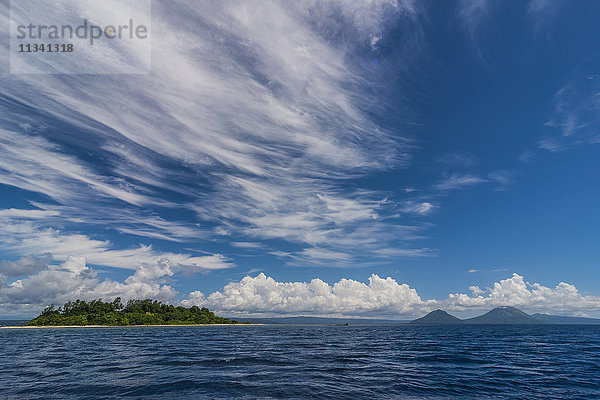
top-left (27, 298), bottom-right (242, 326)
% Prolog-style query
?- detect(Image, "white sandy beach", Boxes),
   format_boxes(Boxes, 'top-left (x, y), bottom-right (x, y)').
top-left (1, 324), bottom-right (260, 329)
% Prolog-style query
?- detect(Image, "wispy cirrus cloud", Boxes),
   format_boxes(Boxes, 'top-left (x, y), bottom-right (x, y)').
top-left (399, 201), bottom-right (435, 215)
top-left (457, 0), bottom-right (563, 62)
top-left (540, 74), bottom-right (600, 152)
top-left (0, 129), bottom-right (152, 207)
top-left (434, 173), bottom-right (488, 191)
top-left (458, 0), bottom-right (493, 41)
top-left (0, 0), bottom-right (428, 268)
top-left (434, 171), bottom-right (513, 192)
top-left (528, 0), bottom-right (565, 33)
top-left (455, 0), bottom-right (596, 158)
top-left (0, 209), bottom-right (233, 271)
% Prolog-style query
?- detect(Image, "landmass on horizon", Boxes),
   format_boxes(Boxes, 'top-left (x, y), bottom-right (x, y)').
top-left (26, 298), bottom-right (243, 326)
top-left (410, 306), bottom-right (600, 325)
top-left (242, 307), bottom-right (600, 325)
top-left (20, 299), bottom-right (600, 327)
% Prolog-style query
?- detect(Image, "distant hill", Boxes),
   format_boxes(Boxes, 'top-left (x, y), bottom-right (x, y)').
top-left (410, 306), bottom-right (600, 325)
top-left (531, 313), bottom-right (600, 325)
top-left (409, 310), bottom-right (462, 324)
top-left (462, 307), bottom-right (542, 324)
top-left (244, 309), bottom-right (600, 326)
top-left (240, 316), bottom-right (409, 325)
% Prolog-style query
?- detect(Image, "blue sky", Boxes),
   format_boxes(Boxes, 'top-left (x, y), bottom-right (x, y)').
top-left (1, 0), bottom-right (599, 318)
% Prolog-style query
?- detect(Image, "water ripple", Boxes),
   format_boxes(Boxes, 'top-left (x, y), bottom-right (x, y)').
top-left (0, 325), bottom-right (599, 399)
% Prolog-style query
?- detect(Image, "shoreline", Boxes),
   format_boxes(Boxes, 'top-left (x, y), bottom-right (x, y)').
top-left (1, 323), bottom-right (262, 329)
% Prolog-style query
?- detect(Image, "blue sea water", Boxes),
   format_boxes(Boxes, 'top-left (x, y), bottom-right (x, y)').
top-left (1, 324), bottom-right (599, 399)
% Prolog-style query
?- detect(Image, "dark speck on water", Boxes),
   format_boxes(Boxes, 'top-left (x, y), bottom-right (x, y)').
top-left (1, 324), bottom-right (599, 399)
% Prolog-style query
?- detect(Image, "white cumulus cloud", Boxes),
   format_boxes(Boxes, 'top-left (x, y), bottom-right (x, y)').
top-left (0, 256), bottom-right (177, 316)
top-left (184, 272), bottom-right (431, 317)
top-left (2, 263), bottom-right (600, 318)
top-left (184, 272), bottom-right (600, 318)
top-left (444, 273), bottom-right (600, 314)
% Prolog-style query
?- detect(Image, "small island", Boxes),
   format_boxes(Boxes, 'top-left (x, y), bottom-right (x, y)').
top-left (27, 298), bottom-right (242, 326)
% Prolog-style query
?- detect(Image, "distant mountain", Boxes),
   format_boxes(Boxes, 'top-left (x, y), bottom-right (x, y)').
top-left (409, 310), bottom-right (461, 324)
top-left (243, 309), bottom-right (600, 326)
top-left (462, 307), bottom-right (543, 324)
top-left (239, 316), bottom-right (409, 325)
top-left (408, 306), bottom-right (597, 325)
top-left (532, 313), bottom-right (600, 325)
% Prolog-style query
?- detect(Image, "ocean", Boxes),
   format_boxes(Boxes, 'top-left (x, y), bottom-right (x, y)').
top-left (1, 324), bottom-right (599, 399)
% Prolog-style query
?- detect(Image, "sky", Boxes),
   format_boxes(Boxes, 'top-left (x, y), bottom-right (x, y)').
top-left (1, 0), bottom-right (599, 319)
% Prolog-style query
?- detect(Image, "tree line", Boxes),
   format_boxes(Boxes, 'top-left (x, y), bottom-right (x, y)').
top-left (27, 298), bottom-right (243, 326)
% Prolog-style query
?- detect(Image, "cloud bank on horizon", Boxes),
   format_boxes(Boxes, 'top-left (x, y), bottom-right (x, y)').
top-left (1, 0), bottom-right (599, 317)
top-left (1, 256), bottom-right (599, 318)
